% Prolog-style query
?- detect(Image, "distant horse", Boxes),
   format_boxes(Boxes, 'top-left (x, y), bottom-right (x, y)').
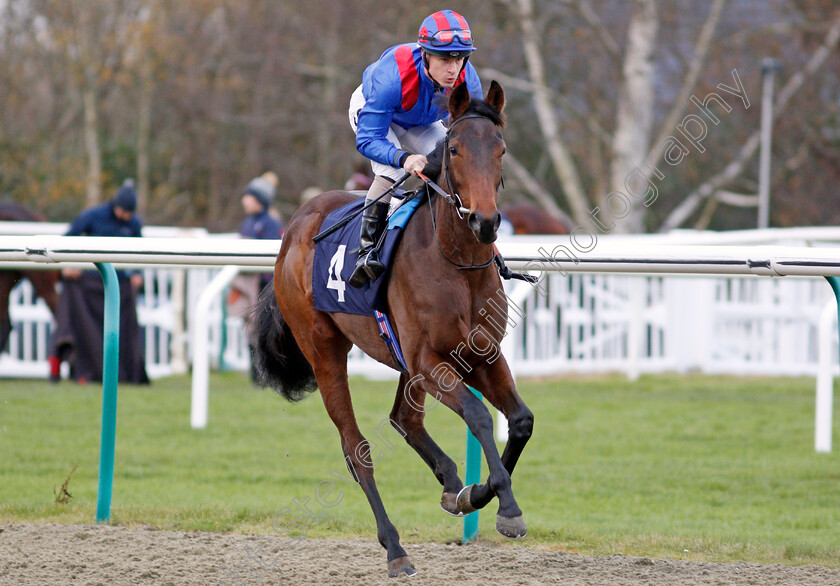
top-left (253, 81), bottom-right (533, 578)
top-left (501, 202), bottom-right (571, 234)
top-left (0, 202), bottom-right (60, 353)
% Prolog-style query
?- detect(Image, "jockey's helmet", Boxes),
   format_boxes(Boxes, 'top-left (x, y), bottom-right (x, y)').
top-left (418, 10), bottom-right (475, 59)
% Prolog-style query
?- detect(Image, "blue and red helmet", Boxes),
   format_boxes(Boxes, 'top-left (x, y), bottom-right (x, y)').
top-left (418, 10), bottom-right (475, 58)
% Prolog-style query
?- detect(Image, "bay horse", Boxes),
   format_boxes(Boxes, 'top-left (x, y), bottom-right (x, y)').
top-left (0, 202), bottom-right (60, 353)
top-left (252, 81), bottom-right (533, 578)
top-left (501, 202), bottom-right (571, 234)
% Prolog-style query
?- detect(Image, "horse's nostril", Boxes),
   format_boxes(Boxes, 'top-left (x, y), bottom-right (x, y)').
top-left (468, 212), bottom-right (481, 231)
top-left (492, 212), bottom-right (501, 231)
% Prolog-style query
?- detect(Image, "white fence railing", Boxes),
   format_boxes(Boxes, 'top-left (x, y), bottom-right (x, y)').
top-left (2, 225), bottom-right (840, 383)
top-left (508, 272), bottom-right (837, 378)
top-left (2, 229), bottom-right (840, 451)
top-left (3, 262), bottom-right (838, 381)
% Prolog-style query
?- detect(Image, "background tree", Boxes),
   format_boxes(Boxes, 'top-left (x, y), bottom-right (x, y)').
top-left (0, 0), bottom-right (838, 233)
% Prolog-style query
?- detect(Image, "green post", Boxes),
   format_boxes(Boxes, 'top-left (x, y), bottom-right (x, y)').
top-left (463, 385), bottom-right (483, 543)
top-left (95, 262), bottom-right (120, 524)
top-left (827, 275), bottom-right (840, 397)
top-left (219, 287), bottom-right (229, 371)
top-left (826, 277), bottom-right (840, 327)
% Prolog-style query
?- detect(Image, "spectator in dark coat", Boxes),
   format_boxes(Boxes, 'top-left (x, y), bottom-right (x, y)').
top-left (228, 171), bottom-right (284, 382)
top-left (49, 180), bottom-right (149, 384)
top-left (238, 171), bottom-right (284, 289)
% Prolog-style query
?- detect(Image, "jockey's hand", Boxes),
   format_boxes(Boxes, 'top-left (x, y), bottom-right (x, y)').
top-left (61, 268), bottom-right (81, 280)
top-left (402, 154), bottom-right (428, 177)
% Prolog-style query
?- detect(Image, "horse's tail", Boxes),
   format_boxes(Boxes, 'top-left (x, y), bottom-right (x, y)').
top-left (251, 284), bottom-right (317, 402)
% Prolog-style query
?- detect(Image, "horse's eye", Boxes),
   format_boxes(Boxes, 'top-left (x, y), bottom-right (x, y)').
top-left (448, 146), bottom-right (458, 156)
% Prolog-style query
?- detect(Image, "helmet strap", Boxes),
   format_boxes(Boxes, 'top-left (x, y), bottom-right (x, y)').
top-left (421, 50), bottom-right (444, 92)
top-left (460, 55), bottom-right (470, 77)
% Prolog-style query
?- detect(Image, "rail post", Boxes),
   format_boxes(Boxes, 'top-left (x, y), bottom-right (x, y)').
top-left (94, 262), bottom-right (120, 524)
top-left (817, 276), bottom-right (840, 452)
top-left (463, 385), bottom-right (483, 543)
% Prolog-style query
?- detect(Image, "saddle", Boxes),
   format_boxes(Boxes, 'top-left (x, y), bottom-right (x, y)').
top-left (312, 193), bottom-right (423, 317)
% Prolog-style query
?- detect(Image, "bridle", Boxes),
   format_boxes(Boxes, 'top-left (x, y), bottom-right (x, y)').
top-left (421, 113), bottom-right (502, 271)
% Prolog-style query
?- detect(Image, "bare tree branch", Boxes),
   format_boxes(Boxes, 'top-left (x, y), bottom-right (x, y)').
top-left (608, 0), bottom-right (658, 233)
top-left (575, 0), bottom-right (621, 60)
top-left (714, 190), bottom-right (759, 207)
top-left (695, 190), bottom-right (758, 229)
top-left (504, 152), bottom-right (576, 229)
top-left (649, 0), bottom-right (727, 163)
top-left (514, 0), bottom-right (590, 223)
top-left (480, 66), bottom-right (613, 147)
top-left (659, 9), bottom-right (840, 232)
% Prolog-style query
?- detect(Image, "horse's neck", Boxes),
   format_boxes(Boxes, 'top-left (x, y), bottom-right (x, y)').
top-left (433, 192), bottom-right (494, 268)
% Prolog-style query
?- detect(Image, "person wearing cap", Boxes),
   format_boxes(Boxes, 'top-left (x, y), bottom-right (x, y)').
top-left (228, 172), bottom-right (284, 382)
top-left (238, 172), bottom-right (284, 289)
top-left (240, 172), bottom-right (283, 241)
top-left (60, 179), bottom-right (144, 287)
top-left (49, 179), bottom-right (149, 384)
top-left (347, 9), bottom-right (482, 287)
top-left (65, 179), bottom-right (143, 244)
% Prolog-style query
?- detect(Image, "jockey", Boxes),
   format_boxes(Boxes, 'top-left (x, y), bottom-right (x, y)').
top-left (347, 9), bottom-right (482, 288)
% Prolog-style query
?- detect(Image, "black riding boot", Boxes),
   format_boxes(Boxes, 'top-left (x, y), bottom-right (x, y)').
top-left (348, 201), bottom-right (389, 288)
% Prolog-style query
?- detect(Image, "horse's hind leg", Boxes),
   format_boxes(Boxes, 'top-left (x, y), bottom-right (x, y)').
top-left (27, 270), bottom-right (59, 314)
top-left (390, 374), bottom-right (465, 516)
top-left (309, 331), bottom-right (416, 578)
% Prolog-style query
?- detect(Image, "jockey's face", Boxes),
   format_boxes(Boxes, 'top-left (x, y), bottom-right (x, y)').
top-left (425, 53), bottom-right (465, 88)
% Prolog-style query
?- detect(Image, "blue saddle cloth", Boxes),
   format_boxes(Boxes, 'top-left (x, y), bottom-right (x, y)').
top-left (313, 195), bottom-right (424, 316)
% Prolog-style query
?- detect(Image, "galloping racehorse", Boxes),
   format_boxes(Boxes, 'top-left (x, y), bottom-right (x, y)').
top-left (253, 81), bottom-right (533, 578)
top-left (0, 202), bottom-right (59, 353)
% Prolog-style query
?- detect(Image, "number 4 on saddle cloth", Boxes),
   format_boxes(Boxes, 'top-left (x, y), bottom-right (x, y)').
top-left (313, 195), bottom-right (424, 372)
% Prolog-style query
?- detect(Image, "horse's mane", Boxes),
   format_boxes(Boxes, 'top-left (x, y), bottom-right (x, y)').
top-left (422, 97), bottom-right (506, 182)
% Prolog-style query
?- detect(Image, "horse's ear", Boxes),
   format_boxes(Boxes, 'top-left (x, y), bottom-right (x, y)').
top-left (449, 82), bottom-right (471, 121)
top-left (485, 80), bottom-right (505, 114)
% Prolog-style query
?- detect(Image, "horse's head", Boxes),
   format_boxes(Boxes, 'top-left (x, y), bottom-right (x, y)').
top-left (445, 80), bottom-right (506, 244)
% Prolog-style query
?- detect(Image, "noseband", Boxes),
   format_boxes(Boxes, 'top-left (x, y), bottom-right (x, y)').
top-left (423, 112), bottom-right (502, 271)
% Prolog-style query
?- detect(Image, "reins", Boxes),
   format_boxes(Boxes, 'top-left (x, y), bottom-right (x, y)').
top-left (312, 172), bottom-right (411, 243)
top-left (420, 113), bottom-right (499, 271)
top-left (426, 182), bottom-right (496, 271)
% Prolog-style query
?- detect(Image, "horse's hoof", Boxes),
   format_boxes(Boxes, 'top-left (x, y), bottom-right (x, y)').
top-left (496, 514), bottom-right (527, 539)
top-left (441, 492), bottom-right (465, 517)
top-left (456, 485), bottom-right (478, 515)
top-left (387, 555), bottom-right (417, 578)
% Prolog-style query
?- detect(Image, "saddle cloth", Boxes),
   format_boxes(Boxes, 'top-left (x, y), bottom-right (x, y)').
top-left (313, 195), bottom-right (423, 316)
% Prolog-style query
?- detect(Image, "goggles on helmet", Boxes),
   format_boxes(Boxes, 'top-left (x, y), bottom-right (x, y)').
top-left (419, 28), bottom-right (472, 48)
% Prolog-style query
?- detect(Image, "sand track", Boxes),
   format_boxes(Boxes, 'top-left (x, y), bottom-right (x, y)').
top-left (1, 523), bottom-right (838, 585)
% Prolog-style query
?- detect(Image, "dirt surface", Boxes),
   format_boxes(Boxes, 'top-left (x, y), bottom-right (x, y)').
top-left (2, 523), bottom-right (839, 585)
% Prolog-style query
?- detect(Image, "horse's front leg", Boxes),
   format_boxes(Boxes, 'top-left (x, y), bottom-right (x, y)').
top-left (390, 373), bottom-right (465, 516)
top-left (0, 275), bottom-right (15, 353)
top-left (459, 354), bottom-right (534, 523)
top-left (0, 318), bottom-right (11, 354)
top-left (413, 353), bottom-right (527, 539)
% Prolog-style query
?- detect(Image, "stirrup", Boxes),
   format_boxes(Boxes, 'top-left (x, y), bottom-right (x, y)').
top-left (349, 251), bottom-right (385, 287)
